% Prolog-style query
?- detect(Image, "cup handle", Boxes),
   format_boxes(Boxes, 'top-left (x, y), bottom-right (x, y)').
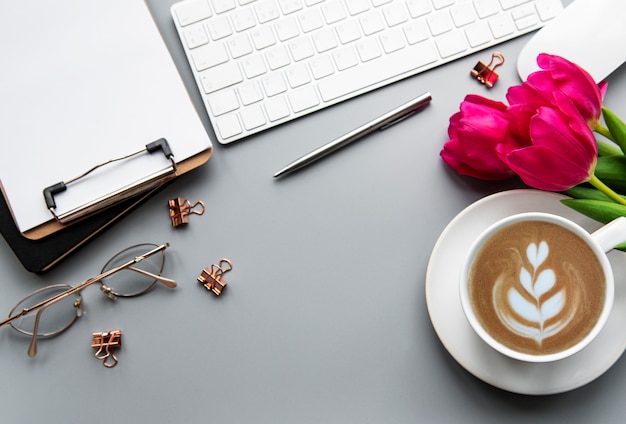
top-left (591, 216), bottom-right (626, 252)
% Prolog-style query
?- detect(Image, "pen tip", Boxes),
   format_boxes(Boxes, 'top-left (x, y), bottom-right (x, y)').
top-left (273, 168), bottom-right (288, 178)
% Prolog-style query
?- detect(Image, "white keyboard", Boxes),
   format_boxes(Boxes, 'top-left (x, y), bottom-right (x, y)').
top-left (171, 0), bottom-right (564, 144)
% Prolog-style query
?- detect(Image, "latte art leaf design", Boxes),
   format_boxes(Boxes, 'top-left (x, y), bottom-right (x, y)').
top-left (493, 241), bottom-right (576, 345)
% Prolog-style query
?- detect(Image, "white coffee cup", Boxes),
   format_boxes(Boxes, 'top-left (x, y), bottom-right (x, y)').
top-left (460, 212), bottom-right (626, 362)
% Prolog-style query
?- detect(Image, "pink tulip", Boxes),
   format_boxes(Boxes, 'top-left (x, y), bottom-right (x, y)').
top-left (498, 92), bottom-right (597, 191)
top-left (506, 54), bottom-right (607, 128)
top-left (440, 95), bottom-right (520, 180)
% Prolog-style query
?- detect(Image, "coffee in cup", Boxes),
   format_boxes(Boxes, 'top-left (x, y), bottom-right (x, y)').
top-left (460, 212), bottom-right (625, 362)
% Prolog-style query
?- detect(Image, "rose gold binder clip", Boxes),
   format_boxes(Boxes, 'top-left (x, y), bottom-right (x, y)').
top-left (197, 259), bottom-right (233, 296)
top-left (471, 52), bottom-right (505, 88)
top-left (91, 330), bottom-right (122, 368)
top-left (169, 197), bottom-right (205, 227)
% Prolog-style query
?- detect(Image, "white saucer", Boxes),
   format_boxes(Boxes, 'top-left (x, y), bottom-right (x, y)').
top-left (425, 189), bottom-right (626, 395)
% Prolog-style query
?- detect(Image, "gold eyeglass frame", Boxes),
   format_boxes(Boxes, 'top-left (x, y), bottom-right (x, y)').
top-left (0, 243), bottom-right (176, 358)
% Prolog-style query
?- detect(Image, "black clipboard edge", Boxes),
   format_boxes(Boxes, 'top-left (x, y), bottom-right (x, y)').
top-left (0, 147), bottom-right (212, 273)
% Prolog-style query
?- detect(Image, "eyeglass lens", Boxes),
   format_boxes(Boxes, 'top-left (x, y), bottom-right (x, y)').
top-left (9, 284), bottom-right (81, 337)
top-left (99, 243), bottom-right (166, 298)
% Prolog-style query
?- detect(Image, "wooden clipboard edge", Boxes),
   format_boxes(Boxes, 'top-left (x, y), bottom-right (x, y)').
top-left (13, 146), bottom-right (212, 241)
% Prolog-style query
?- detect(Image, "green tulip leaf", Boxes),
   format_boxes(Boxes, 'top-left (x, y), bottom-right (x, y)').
top-left (563, 186), bottom-right (611, 201)
top-left (561, 198), bottom-right (626, 251)
top-left (561, 198), bottom-right (626, 223)
top-left (603, 107), bottom-right (626, 153)
top-left (594, 156), bottom-right (626, 194)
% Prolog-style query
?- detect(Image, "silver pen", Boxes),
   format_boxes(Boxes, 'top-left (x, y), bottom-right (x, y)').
top-left (274, 91), bottom-right (432, 178)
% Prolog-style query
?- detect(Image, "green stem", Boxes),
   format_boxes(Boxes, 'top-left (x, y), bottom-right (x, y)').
top-left (595, 124), bottom-right (614, 142)
top-left (588, 174), bottom-right (626, 206)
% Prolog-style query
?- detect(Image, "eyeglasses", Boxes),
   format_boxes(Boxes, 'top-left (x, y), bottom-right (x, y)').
top-left (0, 243), bottom-right (176, 357)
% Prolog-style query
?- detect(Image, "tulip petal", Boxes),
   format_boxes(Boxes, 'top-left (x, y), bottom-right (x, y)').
top-left (535, 54), bottom-right (603, 122)
top-left (504, 145), bottom-right (593, 191)
top-left (440, 95), bottom-right (515, 180)
top-left (441, 138), bottom-right (514, 180)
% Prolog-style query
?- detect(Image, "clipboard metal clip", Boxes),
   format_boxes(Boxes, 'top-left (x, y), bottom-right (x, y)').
top-left (43, 138), bottom-right (177, 224)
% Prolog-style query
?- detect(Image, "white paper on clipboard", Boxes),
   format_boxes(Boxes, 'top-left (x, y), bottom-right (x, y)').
top-left (0, 0), bottom-right (211, 234)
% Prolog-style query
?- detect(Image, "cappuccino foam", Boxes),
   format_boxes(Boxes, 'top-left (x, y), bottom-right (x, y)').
top-left (468, 220), bottom-right (606, 356)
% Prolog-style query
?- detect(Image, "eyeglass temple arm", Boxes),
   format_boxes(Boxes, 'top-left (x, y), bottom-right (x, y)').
top-left (27, 308), bottom-right (45, 357)
top-left (127, 266), bottom-right (177, 288)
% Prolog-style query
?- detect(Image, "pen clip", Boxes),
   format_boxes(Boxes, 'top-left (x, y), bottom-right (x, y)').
top-left (379, 101), bottom-right (430, 130)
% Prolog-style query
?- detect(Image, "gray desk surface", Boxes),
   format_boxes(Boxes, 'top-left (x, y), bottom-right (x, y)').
top-left (2, 0), bottom-right (626, 422)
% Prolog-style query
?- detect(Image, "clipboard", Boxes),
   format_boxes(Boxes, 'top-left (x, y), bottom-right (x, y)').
top-left (0, 0), bottom-right (212, 241)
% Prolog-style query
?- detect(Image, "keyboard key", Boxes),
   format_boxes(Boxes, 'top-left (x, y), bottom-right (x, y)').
top-left (299, 9), bottom-right (324, 32)
top-left (261, 73), bottom-right (288, 96)
top-left (174, 0), bottom-right (212, 27)
top-left (474, 0), bottom-right (500, 18)
top-left (274, 17), bottom-right (300, 40)
top-left (238, 81), bottom-right (264, 105)
top-left (380, 28), bottom-right (406, 53)
top-left (216, 114), bottom-right (243, 139)
top-left (255, 1), bottom-right (281, 23)
top-left (226, 34), bottom-right (254, 58)
top-left (241, 105), bottom-right (267, 130)
top-left (403, 20), bottom-right (429, 44)
top-left (278, 0), bottom-right (304, 15)
top-left (332, 46), bottom-right (359, 70)
top-left (465, 21), bottom-right (492, 47)
top-left (356, 38), bottom-right (382, 62)
top-left (191, 43), bottom-right (229, 71)
top-left (450, 3), bottom-right (476, 27)
top-left (289, 37), bottom-right (315, 61)
top-left (207, 89), bottom-right (240, 116)
top-left (313, 28), bottom-right (339, 52)
top-left (265, 45), bottom-right (291, 69)
top-left (535, 0), bottom-right (563, 20)
top-left (405, 0), bottom-right (432, 18)
top-left (207, 15), bottom-right (233, 40)
top-left (231, 8), bottom-right (256, 31)
top-left (183, 24), bottom-right (210, 49)
top-left (372, 0), bottom-right (393, 7)
top-left (345, 0), bottom-right (370, 16)
top-left (242, 54), bottom-right (268, 78)
top-left (213, 0), bottom-right (237, 14)
top-left (288, 86), bottom-right (319, 112)
top-left (336, 20), bottom-right (362, 44)
top-left (200, 62), bottom-right (243, 93)
top-left (488, 14), bottom-right (515, 38)
top-left (309, 54), bottom-right (335, 79)
top-left (499, 0), bottom-right (531, 9)
top-left (432, 0), bottom-right (455, 9)
top-left (285, 62), bottom-right (311, 87)
top-left (359, 11), bottom-right (386, 35)
top-left (251, 26), bottom-right (277, 49)
top-left (382, 4), bottom-right (409, 27)
top-left (427, 11), bottom-right (453, 35)
top-left (321, 1), bottom-right (348, 24)
top-left (265, 97), bottom-right (291, 121)
top-left (435, 30), bottom-right (469, 58)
